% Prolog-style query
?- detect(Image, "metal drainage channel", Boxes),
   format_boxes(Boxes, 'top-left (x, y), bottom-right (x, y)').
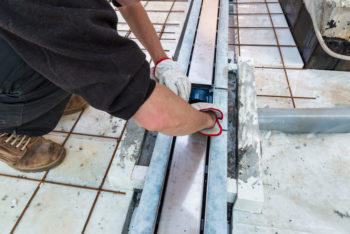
top-left (154, 87), bottom-right (213, 233)
top-left (131, 0), bottom-right (229, 233)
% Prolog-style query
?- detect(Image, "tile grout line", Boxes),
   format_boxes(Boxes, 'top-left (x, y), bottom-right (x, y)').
top-left (119, 22), bottom-right (180, 26)
top-left (229, 26), bottom-right (290, 29)
top-left (257, 94), bottom-right (316, 100)
top-left (234, 1), bottom-right (281, 4)
top-left (264, 0), bottom-right (296, 108)
top-left (52, 130), bottom-right (121, 140)
top-left (10, 109), bottom-right (86, 233)
top-left (144, 9), bottom-right (184, 13)
top-left (231, 13), bottom-right (284, 15)
top-left (255, 66), bottom-right (306, 70)
top-left (81, 121), bottom-right (129, 233)
top-left (129, 38), bottom-right (177, 41)
top-left (116, 9), bottom-right (184, 13)
top-left (0, 173), bottom-right (125, 195)
top-left (229, 43), bottom-right (296, 47)
top-left (119, 30), bottom-right (176, 33)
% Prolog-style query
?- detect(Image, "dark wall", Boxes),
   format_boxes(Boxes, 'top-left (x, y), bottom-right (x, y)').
top-left (279, 0), bottom-right (350, 71)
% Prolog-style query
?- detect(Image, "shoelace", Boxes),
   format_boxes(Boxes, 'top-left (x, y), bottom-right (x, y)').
top-left (0, 133), bottom-right (31, 151)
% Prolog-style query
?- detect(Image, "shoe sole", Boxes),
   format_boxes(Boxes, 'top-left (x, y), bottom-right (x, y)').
top-left (63, 103), bottom-right (88, 115)
top-left (17, 148), bottom-right (67, 173)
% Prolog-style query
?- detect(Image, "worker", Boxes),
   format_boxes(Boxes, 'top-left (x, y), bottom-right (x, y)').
top-left (0, 0), bottom-right (223, 173)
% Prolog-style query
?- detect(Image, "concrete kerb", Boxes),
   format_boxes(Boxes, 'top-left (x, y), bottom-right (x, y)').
top-left (234, 57), bottom-right (264, 213)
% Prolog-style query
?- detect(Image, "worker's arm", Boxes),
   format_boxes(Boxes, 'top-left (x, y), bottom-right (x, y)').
top-left (118, 2), bottom-right (191, 101)
top-left (133, 83), bottom-right (216, 136)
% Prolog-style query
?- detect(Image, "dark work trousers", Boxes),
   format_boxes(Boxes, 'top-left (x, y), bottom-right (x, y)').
top-left (0, 39), bottom-right (71, 136)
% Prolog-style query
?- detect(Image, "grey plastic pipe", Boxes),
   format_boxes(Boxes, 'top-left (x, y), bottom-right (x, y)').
top-left (258, 108), bottom-right (350, 133)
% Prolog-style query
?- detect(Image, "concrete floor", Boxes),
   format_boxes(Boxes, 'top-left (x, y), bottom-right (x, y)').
top-left (233, 131), bottom-right (350, 234)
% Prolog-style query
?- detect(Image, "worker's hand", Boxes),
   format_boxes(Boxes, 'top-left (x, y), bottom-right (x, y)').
top-left (191, 102), bottom-right (223, 137)
top-left (153, 58), bottom-right (191, 101)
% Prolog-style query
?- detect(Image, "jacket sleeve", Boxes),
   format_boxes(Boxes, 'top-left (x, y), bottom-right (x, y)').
top-left (111, 0), bottom-right (141, 7)
top-left (0, 0), bottom-right (155, 120)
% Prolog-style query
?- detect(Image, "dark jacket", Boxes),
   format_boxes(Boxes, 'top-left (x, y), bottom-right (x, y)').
top-left (0, 0), bottom-right (155, 120)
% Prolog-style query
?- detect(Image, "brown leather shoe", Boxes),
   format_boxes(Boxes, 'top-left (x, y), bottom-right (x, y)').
top-left (0, 133), bottom-right (66, 173)
top-left (63, 95), bottom-right (87, 115)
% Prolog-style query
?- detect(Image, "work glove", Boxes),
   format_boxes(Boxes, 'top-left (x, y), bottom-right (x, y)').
top-left (191, 102), bottom-right (223, 137)
top-left (153, 58), bottom-right (192, 101)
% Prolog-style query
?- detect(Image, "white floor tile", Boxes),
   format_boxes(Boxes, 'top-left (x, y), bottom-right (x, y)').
top-left (173, 2), bottom-right (188, 11)
top-left (84, 190), bottom-right (133, 234)
top-left (271, 15), bottom-right (289, 27)
top-left (118, 31), bottom-right (127, 37)
top-left (167, 12), bottom-right (186, 24)
top-left (73, 106), bottom-right (126, 138)
top-left (237, 4), bottom-right (268, 13)
top-left (117, 23), bottom-right (130, 31)
top-left (238, 15), bottom-right (272, 27)
top-left (287, 69), bottom-right (350, 108)
top-left (153, 24), bottom-right (163, 33)
top-left (163, 24), bottom-right (180, 34)
top-left (267, 3), bottom-right (283, 13)
top-left (0, 177), bottom-right (39, 234)
top-left (147, 12), bottom-right (168, 24)
top-left (129, 32), bottom-right (136, 39)
top-left (257, 96), bottom-right (294, 108)
top-left (54, 112), bottom-right (81, 132)
top-left (280, 47), bottom-right (304, 68)
top-left (0, 133), bottom-right (67, 180)
top-left (145, 2), bottom-right (172, 11)
top-left (161, 40), bottom-right (177, 57)
top-left (255, 68), bottom-right (290, 96)
top-left (161, 31), bottom-right (177, 40)
top-left (240, 46), bottom-right (282, 67)
top-left (45, 135), bottom-right (117, 187)
top-left (275, 29), bottom-right (296, 45)
top-left (0, 161), bottom-right (45, 180)
top-left (15, 183), bottom-right (97, 234)
top-left (239, 28), bottom-right (276, 45)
